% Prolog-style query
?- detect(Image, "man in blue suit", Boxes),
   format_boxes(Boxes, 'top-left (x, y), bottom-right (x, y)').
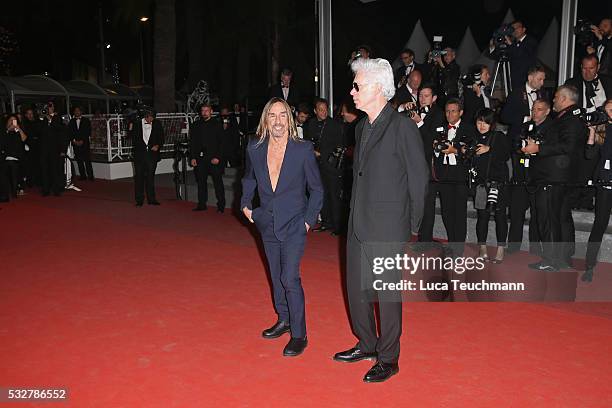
top-left (241, 97), bottom-right (323, 357)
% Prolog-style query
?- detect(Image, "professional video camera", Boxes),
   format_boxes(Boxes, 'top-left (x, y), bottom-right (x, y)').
top-left (429, 36), bottom-right (447, 60)
top-left (574, 19), bottom-right (596, 46)
top-left (491, 24), bottom-right (514, 50)
top-left (573, 106), bottom-right (610, 127)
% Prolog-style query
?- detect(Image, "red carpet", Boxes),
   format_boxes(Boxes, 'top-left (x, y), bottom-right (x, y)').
top-left (1, 181), bottom-right (612, 407)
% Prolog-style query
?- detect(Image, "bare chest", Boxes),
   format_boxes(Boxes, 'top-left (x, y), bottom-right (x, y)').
top-left (267, 144), bottom-right (286, 192)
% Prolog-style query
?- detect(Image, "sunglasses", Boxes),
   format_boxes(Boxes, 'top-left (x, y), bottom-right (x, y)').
top-left (352, 82), bottom-right (365, 92)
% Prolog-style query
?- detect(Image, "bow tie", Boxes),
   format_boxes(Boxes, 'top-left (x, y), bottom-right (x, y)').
top-left (529, 89), bottom-right (538, 94)
top-left (448, 124), bottom-right (457, 130)
top-left (282, 86), bottom-right (289, 89)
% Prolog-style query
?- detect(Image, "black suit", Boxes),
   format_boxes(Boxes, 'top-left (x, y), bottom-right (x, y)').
top-left (347, 103), bottom-right (428, 365)
top-left (430, 60), bottom-right (460, 105)
top-left (500, 85), bottom-right (547, 142)
top-left (530, 105), bottom-right (588, 266)
top-left (304, 117), bottom-right (345, 232)
top-left (130, 119), bottom-right (164, 204)
top-left (189, 117), bottom-right (225, 210)
top-left (268, 84), bottom-right (301, 108)
top-left (594, 36), bottom-right (612, 76)
top-left (392, 85), bottom-right (418, 108)
top-left (39, 115), bottom-right (68, 195)
top-left (490, 34), bottom-right (538, 90)
top-left (394, 63), bottom-right (425, 87)
top-left (68, 116), bottom-right (94, 180)
top-left (564, 75), bottom-right (612, 110)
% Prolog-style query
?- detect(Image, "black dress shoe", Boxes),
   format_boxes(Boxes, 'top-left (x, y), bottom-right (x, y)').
top-left (283, 337), bottom-right (307, 357)
top-left (192, 206), bottom-right (207, 211)
top-left (148, 201), bottom-right (161, 206)
top-left (333, 347), bottom-right (377, 363)
top-left (363, 361), bottom-right (399, 383)
top-left (262, 321), bottom-right (290, 339)
top-left (581, 268), bottom-right (594, 282)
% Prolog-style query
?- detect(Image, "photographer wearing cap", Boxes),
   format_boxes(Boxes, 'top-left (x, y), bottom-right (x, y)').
top-left (583, 98), bottom-right (612, 282)
top-left (522, 85), bottom-right (588, 271)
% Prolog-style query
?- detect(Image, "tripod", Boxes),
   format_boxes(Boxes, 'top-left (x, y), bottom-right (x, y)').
top-left (491, 52), bottom-right (512, 99)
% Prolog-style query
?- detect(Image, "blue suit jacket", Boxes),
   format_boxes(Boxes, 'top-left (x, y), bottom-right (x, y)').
top-left (241, 137), bottom-right (324, 241)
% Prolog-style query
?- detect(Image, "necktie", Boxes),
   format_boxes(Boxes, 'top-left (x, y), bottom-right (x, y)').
top-left (448, 124), bottom-right (456, 130)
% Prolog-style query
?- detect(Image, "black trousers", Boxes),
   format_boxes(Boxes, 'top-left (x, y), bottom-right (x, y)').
top-left (476, 207), bottom-right (508, 246)
top-left (195, 159), bottom-right (225, 209)
top-left (419, 182), bottom-right (438, 242)
top-left (586, 187), bottom-right (612, 270)
top-left (5, 160), bottom-right (21, 197)
top-left (76, 154), bottom-right (94, 180)
top-left (40, 154), bottom-right (64, 195)
top-left (534, 185), bottom-right (568, 265)
top-left (134, 156), bottom-right (158, 203)
top-left (346, 231), bottom-right (402, 364)
top-left (320, 166), bottom-right (343, 232)
top-left (508, 185), bottom-right (540, 252)
top-left (438, 182), bottom-right (468, 256)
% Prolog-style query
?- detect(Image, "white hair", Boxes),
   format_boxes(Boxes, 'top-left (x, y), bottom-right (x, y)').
top-left (351, 58), bottom-right (396, 101)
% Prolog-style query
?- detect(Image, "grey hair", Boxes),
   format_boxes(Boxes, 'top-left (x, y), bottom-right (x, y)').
top-left (351, 58), bottom-right (396, 101)
top-left (557, 85), bottom-right (579, 103)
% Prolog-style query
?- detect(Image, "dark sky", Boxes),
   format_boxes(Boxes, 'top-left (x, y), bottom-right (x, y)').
top-left (0, 0), bottom-right (610, 108)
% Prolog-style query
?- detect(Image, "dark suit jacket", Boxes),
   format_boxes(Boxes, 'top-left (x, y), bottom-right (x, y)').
top-left (392, 85), bottom-right (419, 107)
top-left (394, 63), bottom-right (425, 87)
top-left (350, 103), bottom-right (429, 241)
top-left (304, 117), bottom-right (344, 172)
top-left (68, 116), bottom-right (92, 159)
top-left (269, 84), bottom-right (301, 108)
top-left (241, 138), bottom-right (323, 241)
top-left (189, 117), bottom-right (223, 162)
top-left (500, 86), bottom-right (547, 141)
top-left (130, 119), bottom-right (164, 163)
top-left (417, 104), bottom-right (446, 168)
top-left (564, 75), bottom-right (612, 109)
top-left (40, 114), bottom-right (68, 158)
top-left (431, 120), bottom-right (477, 182)
top-left (594, 36), bottom-right (612, 76)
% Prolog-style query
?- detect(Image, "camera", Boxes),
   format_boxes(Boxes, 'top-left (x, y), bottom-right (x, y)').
top-left (573, 107), bottom-right (610, 127)
top-left (327, 146), bottom-right (348, 170)
top-left (462, 143), bottom-right (479, 161)
top-left (491, 24), bottom-right (514, 49)
top-left (460, 71), bottom-right (483, 88)
top-left (574, 19), bottom-right (595, 46)
top-left (487, 181), bottom-right (500, 209)
top-left (516, 120), bottom-right (545, 153)
top-left (433, 127), bottom-right (450, 153)
top-left (430, 35), bottom-right (447, 60)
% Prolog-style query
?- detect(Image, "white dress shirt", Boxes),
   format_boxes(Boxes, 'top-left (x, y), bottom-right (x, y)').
top-left (142, 119), bottom-right (152, 145)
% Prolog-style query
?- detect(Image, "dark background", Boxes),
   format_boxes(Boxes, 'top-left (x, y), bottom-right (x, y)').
top-left (0, 0), bottom-right (610, 110)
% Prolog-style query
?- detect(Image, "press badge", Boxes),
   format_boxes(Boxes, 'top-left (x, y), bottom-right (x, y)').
top-left (606, 160), bottom-right (611, 170)
top-left (523, 158), bottom-right (530, 168)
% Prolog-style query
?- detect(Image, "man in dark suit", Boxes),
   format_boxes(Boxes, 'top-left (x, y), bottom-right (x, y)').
top-left (462, 65), bottom-right (499, 124)
top-left (587, 18), bottom-right (612, 76)
top-left (489, 20), bottom-right (538, 91)
top-left (220, 107), bottom-right (241, 168)
top-left (429, 47), bottom-right (460, 106)
top-left (304, 98), bottom-right (345, 235)
top-left (333, 58), bottom-right (429, 383)
top-left (241, 97), bottom-right (323, 357)
top-left (394, 48), bottom-right (424, 88)
top-left (565, 54), bottom-right (612, 209)
top-left (523, 85), bottom-right (588, 271)
top-left (68, 106), bottom-right (94, 181)
top-left (268, 68), bottom-right (300, 109)
top-left (231, 103), bottom-right (248, 135)
top-left (39, 101), bottom-right (68, 196)
top-left (189, 103), bottom-right (225, 212)
top-left (393, 69), bottom-right (422, 110)
top-left (130, 110), bottom-right (164, 206)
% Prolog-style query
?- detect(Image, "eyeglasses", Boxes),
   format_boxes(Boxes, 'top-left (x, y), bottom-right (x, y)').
top-left (352, 82), bottom-right (368, 92)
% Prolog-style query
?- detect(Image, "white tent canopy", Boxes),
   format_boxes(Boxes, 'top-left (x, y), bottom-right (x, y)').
top-left (502, 8), bottom-right (515, 24)
top-left (400, 20), bottom-right (431, 66)
top-left (456, 27), bottom-right (482, 74)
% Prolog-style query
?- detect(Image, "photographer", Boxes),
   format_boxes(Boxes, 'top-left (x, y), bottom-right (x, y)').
top-left (395, 48), bottom-right (423, 88)
top-left (522, 85), bottom-right (588, 271)
top-left (305, 98), bottom-right (345, 235)
top-left (489, 20), bottom-right (538, 90)
top-left (471, 109), bottom-right (510, 263)
top-left (462, 65), bottom-right (499, 123)
top-left (39, 101), bottom-right (68, 197)
top-left (507, 99), bottom-right (551, 254)
top-left (583, 98), bottom-right (612, 282)
top-left (413, 84), bottom-right (447, 244)
top-left (2, 115), bottom-right (28, 198)
top-left (586, 18), bottom-right (612, 76)
top-left (430, 98), bottom-right (476, 256)
top-left (428, 47), bottom-right (460, 106)
top-left (189, 103), bottom-right (225, 212)
top-left (394, 69), bottom-right (422, 111)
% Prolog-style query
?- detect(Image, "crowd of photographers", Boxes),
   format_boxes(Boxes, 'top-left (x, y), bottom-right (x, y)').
top-left (276, 18), bottom-right (612, 283)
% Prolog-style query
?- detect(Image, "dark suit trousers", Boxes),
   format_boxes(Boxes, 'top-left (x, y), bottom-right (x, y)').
top-left (438, 182), bottom-right (468, 256)
top-left (346, 231), bottom-right (402, 364)
top-left (419, 182), bottom-right (438, 242)
top-left (320, 166), bottom-right (343, 232)
top-left (75, 146), bottom-right (94, 180)
top-left (134, 155), bottom-right (158, 203)
top-left (40, 154), bottom-right (64, 195)
top-left (508, 185), bottom-right (540, 252)
top-left (261, 222), bottom-right (307, 338)
top-left (195, 159), bottom-right (225, 209)
top-left (586, 187), bottom-right (612, 269)
top-left (535, 185), bottom-right (567, 265)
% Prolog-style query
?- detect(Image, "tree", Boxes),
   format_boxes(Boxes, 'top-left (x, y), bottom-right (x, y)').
top-left (153, 0), bottom-right (176, 112)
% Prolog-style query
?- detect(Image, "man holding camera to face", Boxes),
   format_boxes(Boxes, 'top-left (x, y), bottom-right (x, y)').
top-left (462, 65), bottom-right (498, 123)
top-left (429, 47), bottom-right (460, 106)
top-left (586, 18), bottom-right (612, 76)
top-left (522, 85), bottom-right (588, 271)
